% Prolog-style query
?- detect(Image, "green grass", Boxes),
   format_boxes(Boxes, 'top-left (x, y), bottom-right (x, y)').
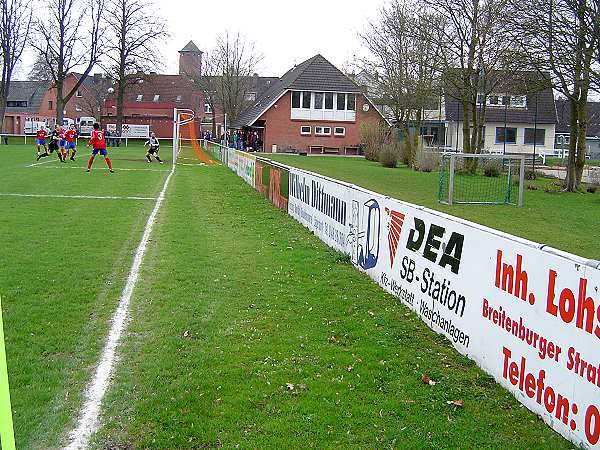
top-left (545, 156), bottom-right (600, 167)
top-left (0, 142), bottom-right (576, 448)
top-left (0, 142), bottom-right (169, 448)
top-left (264, 154), bottom-right (599, 259)
top-left (91, 146), bottom-right (570, 449)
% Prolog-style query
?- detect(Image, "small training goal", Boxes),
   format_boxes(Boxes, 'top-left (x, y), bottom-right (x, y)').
top-left (438, 153), bottom-right (525, 206)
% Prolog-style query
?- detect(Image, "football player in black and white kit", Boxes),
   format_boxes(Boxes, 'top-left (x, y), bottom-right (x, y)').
top-left (144, 132), bottom-right (163, 163)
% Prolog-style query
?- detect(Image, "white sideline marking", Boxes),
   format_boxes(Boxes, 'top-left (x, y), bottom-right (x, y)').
top-left (34, 166), bottom-right (170, 172)
top-left (26, 158), bottom-right (61, 167)
top-left (63, 166), bottom-right (175, 450)
top-left (178, 162), bottom-right (206, 167)
top-left (0, 193), bottom-right (156, 201)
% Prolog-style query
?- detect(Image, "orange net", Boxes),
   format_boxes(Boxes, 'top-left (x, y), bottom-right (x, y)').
top-left (182, 120), bottom-right (216, 165)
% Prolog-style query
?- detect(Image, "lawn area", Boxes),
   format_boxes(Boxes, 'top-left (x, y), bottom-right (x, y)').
top-left (91, 145), bottom-right (570, 449)
top-left (545, 156), bottom-right (600, 167)
top-left (265, 154), bottom-right (599, 259)
top-left (0, 142), bottom-right (169, 448)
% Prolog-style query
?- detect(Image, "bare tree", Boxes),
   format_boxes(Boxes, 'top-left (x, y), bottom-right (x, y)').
top-left (32, 0), bottom-right (104, 123)
top-left (79, 75), bottom-right (111, 117)
top-left (429, 0), bottom-right (521, 158)
top-left (28, 53), bottom-right (54, 81)
top-left (360, 0), bottom-right (443, 166)
top-left (512, 0), bottom-right (600, 191)
top-left (104, 0), bottom-right (168, 136)
top-left (0, 0), bottom-right (32, 131)
top-left (215, 32), bottom-right (263, 123)
top-left (188, 32), bottom-right (262, 136)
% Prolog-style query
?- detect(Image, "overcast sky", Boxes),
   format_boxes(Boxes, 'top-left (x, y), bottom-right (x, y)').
top-left (18, 0), bottom-right (384, 79)
top-left (161, 0), bottom-right (384, 76)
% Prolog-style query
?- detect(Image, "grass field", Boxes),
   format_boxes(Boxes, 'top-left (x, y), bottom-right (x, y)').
top-left (0, 141), bottom-right (573, 448)
top-left (265, 154), bottom-right (599, 259)
top-left (545, 156), bottom-right (600, 167)
top-left (0, 142), bottom-right (169, 448)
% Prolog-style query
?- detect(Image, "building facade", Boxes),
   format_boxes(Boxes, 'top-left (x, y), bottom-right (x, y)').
top-left (233, 55), bottom-right (387, 154)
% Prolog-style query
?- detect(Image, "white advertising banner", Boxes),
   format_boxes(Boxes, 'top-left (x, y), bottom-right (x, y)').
top-left (287, 167), bottom-right (600, 449)
top-left (227, 148), bottom-right (238, 172)
top-left (236, 151), bottom-right (256, 188)
top-left (106, 123), bottom-right (150, 138)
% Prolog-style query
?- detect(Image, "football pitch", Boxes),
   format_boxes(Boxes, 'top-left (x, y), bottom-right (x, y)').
top-left (1, 142), bottom-right (572, 448)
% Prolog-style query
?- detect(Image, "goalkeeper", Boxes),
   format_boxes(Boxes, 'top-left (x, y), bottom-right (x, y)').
top-left (144, 132), bottom-right (163, 163)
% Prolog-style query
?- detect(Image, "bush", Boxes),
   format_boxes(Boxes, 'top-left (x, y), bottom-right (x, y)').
top-left (360, 123), bottom-right (389, 161)
top-left (379, 143), bottom-right (400, 168)
top-left (414, 147), bottom-right (440, 172)
top-left (525, 169), bottom-right (537, 180)
top-left (483, 160), bottom-right (501, 177)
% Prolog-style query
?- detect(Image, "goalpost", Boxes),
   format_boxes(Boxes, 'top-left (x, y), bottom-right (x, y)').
top-left (172, 108), bottom-right (195, 166)
top-left (438, 153), bottom-right (526, 206)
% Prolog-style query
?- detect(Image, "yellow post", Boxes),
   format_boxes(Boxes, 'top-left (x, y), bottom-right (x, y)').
top-left (0, 296), bottom-right (15, 450)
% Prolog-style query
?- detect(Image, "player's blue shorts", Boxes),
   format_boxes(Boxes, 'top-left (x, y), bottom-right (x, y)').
top-left (59, 139), bottom-right (66, 147)
top-left (37, 139), bottom-right (46, 145)
top-left (66, 141), bottom-right (76, 150)
top-left (92, 148), bottom-right (107, 156)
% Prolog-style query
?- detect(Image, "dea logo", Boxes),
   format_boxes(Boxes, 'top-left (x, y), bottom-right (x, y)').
top-left (348, 199), bottom-right (380, 270)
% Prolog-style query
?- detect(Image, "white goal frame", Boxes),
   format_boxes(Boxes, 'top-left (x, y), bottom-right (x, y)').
top-left (439, 153), bottom-right (526, 207)
top-left (172, 108), bottom-right (195, 166)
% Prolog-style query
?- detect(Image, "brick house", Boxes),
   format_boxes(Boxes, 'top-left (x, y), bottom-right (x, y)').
top-left (232, 54), bottom-right (387, 154)
top-left (100, 41), bottom-right (277, 138)
top-left (3, 74), bottom-right (109, 133)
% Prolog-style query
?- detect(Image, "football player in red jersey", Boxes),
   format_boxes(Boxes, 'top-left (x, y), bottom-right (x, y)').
top-left (65, 125), bottom-right (78, 161)
top-left (58, 126), bottom-right (67, 162)
top-left (35, 126), bottom-right (49, 160)
top-left (87, 123), bottom-right (113, 173)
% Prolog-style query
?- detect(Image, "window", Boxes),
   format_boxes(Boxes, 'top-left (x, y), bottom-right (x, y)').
top-left (336, 93), bottom-right (345, 110)
top-left (300, 125), bottom-right (311, 135)
top-left (346, 94), bottom-right (356, 111)
top-left (136, 94), bottom-right (143, 102)
top-left (75, 105), bottom-right (82, 112)
top-left (478, 93), bottom-right (527, 108)
top-left (292, 91), bottom-right (301, 108)
top-left (48, 100), bottom-right (53, 110)
top-left (315, 126), bottom-right (331, 135)
top-left (153, 94), bottom-right (160, 102)
top-left (176, 95), bottom-right (182, 103)
top-left (245, 92), bottom-right (256, 102)
top-left (510, 95), bottom-right (527, 108)
top-left (6, 100), bottom-right (27, 107)
top-left (76, 90), bottom-right (82, 98)
top-left (314, 92), bottom-right (324, 109)
top-left (524, 128), bottom-right (545, 145)
top-left (204, 103), bottom-right (212, 114)
top-left (334, 127), bottom-right (345, 136)
top-left (325, 92), bottom-right (334, 110)
top-left (302, 91), bottom-right (311, 108)
top-left (495, 127), bottom-right (517, 144)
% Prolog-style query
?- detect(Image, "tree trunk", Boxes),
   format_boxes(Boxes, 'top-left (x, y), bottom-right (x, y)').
top-left (0, 103), bottom-right (7, 133)
top-left (564, 97), bottom-right (579, 191)
top-left (461, 101), bottom-right (471, 154)
top-left (574, 93), bottom-right (588, 189)
top-left (56, 82), bottom-right (65, 124)
top-left (116, 79), bottom-right (125, 137)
